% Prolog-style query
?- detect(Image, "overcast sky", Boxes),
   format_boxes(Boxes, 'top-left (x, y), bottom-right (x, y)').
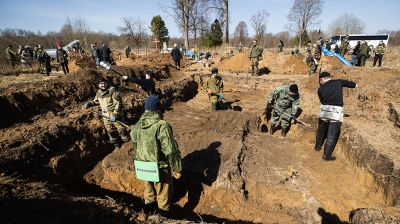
top-left (0, 0), bottom-right (399, 37)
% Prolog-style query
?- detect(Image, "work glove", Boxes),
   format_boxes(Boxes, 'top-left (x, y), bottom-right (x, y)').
top-left (109, 115), bottom-right (118, 122)
top-left (82, 102), bottom-right (91, 109)
top-left (173, 172), bottom-right (182, 179)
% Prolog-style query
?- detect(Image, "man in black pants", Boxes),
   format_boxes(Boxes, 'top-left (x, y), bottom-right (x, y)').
top-left (315, 72), bottom-right (357, 161)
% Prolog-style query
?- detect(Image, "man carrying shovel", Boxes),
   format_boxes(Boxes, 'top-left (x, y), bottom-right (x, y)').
top-left (82, 77), bottom-right (130, 149)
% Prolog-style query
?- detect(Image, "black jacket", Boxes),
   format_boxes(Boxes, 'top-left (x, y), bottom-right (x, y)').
top-left (318, 79), bottom-right (357, 106)
top-left (171, 47), bottom-right (182, 61)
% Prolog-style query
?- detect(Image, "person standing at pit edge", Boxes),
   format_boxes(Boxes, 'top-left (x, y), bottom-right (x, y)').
top-left (56, 43), bottom-right (69, 74)
top-left (249, 40), bottom-right (263, 75)
top-left (82, 77), bottom-right (130, 149)
top-left (315, 71), bottom-right (357, 161)
top-left (205, 67), bottom-right (224, 111)
top-left (131, 96), bottom-right (182, 218)
top-left (171, 43), bottom-right (182, 70)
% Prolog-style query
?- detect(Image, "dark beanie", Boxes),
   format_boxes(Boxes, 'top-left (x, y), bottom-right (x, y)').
top-left (96, 77), bottom-right (108, 85)
top-left (144, 96), bottom-right (161, 111)
top-left (211, 67), bottom-right (218, 74)
top-left (289, 84), bottom-right (299, 94)
top-left (319, 71), bottom-right (331, 79)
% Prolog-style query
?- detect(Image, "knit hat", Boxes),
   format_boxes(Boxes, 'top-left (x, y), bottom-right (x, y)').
top-left (96, 77), bottom-right (108, 85)
top-left (289, 84), bottom-right (299, 94)
top-left (211, 67), bottom-right (218, 74)
top-left (144, 96), bottom-right (161, 111)
top-left (319, 71), bottom-right (331, 79)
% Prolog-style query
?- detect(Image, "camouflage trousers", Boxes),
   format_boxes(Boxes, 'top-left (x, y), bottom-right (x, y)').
top-left (144, 168), bottom-right (173, 211)
top-left (271, 107), bottom-right (293, 131)
top-left (102, 114), bottom-right (129, 144)
top-left (250, 58), bottom-right (259, 74)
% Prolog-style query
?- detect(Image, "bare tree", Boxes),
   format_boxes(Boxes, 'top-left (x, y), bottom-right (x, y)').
top-left (286, 0), bottom-right (323, 47)
top-left (328, 13), bottom-right (365, 36)
top-left (119, 17), bottom-right (148, 53)
top-left (233, 21), bottom-right (248, 45)
top-left (188, 0), bottom-right (209, 41)
top-left (160, 0), bottom-right (195, 48)
top-left (65, 15), bottom-right (90, 48)
top-left (250, 10), bottom-right (270, 44)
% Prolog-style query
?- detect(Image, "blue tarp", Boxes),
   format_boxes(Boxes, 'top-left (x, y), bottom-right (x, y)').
top-left (322, 48), bottom-right (352, 67)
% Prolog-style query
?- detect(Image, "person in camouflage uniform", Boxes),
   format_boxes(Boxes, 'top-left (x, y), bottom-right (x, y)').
top-left (340, 36), bottom-right (349, 56)
top-left (373, 41), bottom-right (386, 67)
top-left (205, 67), bottom-right (224, 111)
top-left (5, 44), bottom-right (17, 70)
top-left (37, 45), bottom-right (52, 76)
top-left (357, 40), bottom-right (370, 66)
top-left (249, 40), bottom-right (263, 75)
top-left (307, 41), bottom-right (322, 76)
top-left (83, 77), bottom-right (129, 148)
top-left (131, 96), bottom-right (182, 217)
top-left (265, 84), bottom-right (300, 137)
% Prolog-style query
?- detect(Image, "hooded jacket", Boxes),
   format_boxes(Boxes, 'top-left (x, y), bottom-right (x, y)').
top-left (131, 111), bottom-right (182, 173)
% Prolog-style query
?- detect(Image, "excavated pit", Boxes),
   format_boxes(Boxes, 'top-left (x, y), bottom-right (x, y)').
top-left (1, 67), bottom-right (399, 223)
top-left (83, 74), bottom-right (399, 223)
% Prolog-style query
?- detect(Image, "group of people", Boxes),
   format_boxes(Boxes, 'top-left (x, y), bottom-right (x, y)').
top-left (5, 43), bottom-right (70, 75)
top-left (82, 72), bottom-right (180, 218)
top-left (79, 50), bottom-right (360, 218)
top-left (91, 43), bottom-right (113, 67)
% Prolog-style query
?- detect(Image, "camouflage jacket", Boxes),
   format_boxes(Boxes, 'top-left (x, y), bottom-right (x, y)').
top-left (375, 44), bottom-right (385, 55)
top-left (131, 111), bottom-right (182, 173)
top-left (205, 76), bottom-right (224, 103)
top-left (358, 43), bottom-right (369, 56)
top-left (250, 45), bottom-right (263, 59)
top-left (340, 40), bottom-right (349, 50)
top-left (5, 47), bottom-right (16, 60)
top-left (268, 85), bottom-right (300, 116)
top-left (91, 87), bottom-right (122, 116)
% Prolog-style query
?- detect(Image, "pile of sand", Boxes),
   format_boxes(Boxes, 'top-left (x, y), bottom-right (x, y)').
top-left (217, 53), bottom-right (251, 73)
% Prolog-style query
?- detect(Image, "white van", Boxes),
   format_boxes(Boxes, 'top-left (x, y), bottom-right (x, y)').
top-left (329, 34), bottom-right (389, 50)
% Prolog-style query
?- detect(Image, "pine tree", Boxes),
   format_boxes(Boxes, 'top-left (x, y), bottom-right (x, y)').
top-left (204, 19), bottom-right (223, 47)
top-left (150, 15), bottom-right (170, 49)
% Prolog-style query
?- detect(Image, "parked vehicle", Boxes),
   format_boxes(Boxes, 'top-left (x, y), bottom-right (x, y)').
top-left (44, 40), bottom-right (80, 59)
top-left (329, 34), bottom-right (389, 50)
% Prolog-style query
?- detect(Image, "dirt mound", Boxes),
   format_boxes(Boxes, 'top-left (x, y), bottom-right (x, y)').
top-left (261, 52), bottom-right (309, 75)
top-left (72, 55), bottom-right (96, 70)
top-left (0, 69), bottom-right (99, 128)
top-left (217, 53), bottom-right (251, 73)
top-left (218, 51), bottom-right (311, 75)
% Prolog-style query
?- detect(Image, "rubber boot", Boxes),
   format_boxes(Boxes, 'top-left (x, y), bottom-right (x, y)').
top-left (315, 119), bottom-right (329, 151)
top-left (269, 124), bottom-right (275, 135)
top-left (143, 201), bottom-right (157, 214)
top-left (281, 128), bottom-right (288, 137)
top-left (158, 209), bottom-right (171, 219)
top-left (322, 122), bottom-right (342, 161)
top-left (119, 130), bottom-right (130, 143)
top-left (211, 103), bottom-right (217, 111)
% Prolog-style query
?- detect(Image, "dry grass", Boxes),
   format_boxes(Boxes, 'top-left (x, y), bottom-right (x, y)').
top-left (383, 46), bottom-right (400, 69)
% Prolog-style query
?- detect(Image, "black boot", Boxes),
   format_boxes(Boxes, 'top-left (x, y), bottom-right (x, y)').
top-left (143, 201), bottom-right (157, 214)
top-left (281, 129), bottom-right (288, 137)
top-left (315, 119), bottom-right (329, 151)
top-left (269, 124), bottom-right (275, 135)
top-left (322, 122), bottom-right (342, 161)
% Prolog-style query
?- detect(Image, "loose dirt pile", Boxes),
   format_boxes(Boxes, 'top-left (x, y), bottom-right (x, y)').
top-left (217, 51), bottom-right (313, 75)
